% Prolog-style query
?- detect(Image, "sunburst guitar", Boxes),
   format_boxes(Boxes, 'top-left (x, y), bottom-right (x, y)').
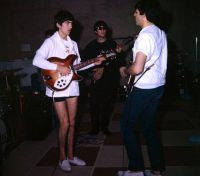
top-left (42, 52), bottom-right (116, 91)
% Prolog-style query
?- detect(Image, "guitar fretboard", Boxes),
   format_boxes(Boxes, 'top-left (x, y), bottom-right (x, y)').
top-left (73, 52), bottom-right (116, 71)
top-left (73, 58), bottom-right (97, 70)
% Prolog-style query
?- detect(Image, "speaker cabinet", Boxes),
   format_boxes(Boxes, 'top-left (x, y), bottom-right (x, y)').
top-left (23, 94), bottom-right (53, 140)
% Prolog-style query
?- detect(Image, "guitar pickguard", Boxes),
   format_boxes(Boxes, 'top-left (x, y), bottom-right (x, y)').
top-left (53, 72), bottom-right (73, 90)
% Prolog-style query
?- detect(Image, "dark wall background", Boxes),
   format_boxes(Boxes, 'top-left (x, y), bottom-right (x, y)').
top-left (0, 0), bottom-right (199, 72)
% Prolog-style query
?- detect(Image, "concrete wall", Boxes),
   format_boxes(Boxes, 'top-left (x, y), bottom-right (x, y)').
top-left (0, 0), bottom-right (199, 72)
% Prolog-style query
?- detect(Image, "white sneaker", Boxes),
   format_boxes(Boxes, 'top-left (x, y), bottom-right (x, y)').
top-left (118, 170), bottom-right (144, 176)
top-left (68, 157), bottom-right (86, 166)
top-left (59, 160), bottom-right (71, 172)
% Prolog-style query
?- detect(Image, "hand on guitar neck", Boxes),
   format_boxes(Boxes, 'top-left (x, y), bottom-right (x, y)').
top-left (115, 44), bottom-right (123, 53)
top-left (94, 55), bottom-right (106, 65)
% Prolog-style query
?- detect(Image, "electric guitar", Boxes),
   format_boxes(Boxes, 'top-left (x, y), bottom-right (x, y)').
top-left (123, 75), bottom-right (135, 98)
top-left (42, 52), bottom-right (116, 91)
top-left (119, 36), bottom-right (137, 98)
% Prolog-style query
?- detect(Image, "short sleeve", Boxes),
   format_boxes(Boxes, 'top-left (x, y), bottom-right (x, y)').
top-left (135, 33), bottom-right (155, 61)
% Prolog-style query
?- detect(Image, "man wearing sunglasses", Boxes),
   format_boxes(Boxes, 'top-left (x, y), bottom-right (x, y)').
top-left (83, 20), bottom-right (127, 136)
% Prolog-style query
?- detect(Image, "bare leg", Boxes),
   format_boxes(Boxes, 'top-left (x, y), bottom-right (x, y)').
top-left (54, 100), bottom-right (70, 161)
top-left (65, 97), bottom-right (78, 159)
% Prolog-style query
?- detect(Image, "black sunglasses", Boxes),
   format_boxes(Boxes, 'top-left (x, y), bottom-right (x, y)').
top-left (96, 26), bottom-right (106, 30)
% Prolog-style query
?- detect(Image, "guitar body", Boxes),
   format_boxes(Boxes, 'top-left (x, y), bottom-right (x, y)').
top-left (123, 75), bottom-right (135, 98)
top-left (42, 54), bottom-right (82, 91)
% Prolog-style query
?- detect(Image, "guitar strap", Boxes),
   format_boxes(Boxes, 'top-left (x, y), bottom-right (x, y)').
top-left (132, 63), bottom-right (155, 86)
top-left (128, 63), bottom-right (155, 94)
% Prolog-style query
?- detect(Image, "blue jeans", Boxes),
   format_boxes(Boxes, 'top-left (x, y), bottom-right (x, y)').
top-left (120, 86), bottom-right (165, 171)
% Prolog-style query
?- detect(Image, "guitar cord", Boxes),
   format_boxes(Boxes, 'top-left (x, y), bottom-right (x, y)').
top-left (51, 91), bottom-right (59, 129)
top-left (52, 91), bottom-right (55, 103)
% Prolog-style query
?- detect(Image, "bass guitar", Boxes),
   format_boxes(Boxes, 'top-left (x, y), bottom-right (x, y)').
top-left (42, 52), bottom-right (116, 91)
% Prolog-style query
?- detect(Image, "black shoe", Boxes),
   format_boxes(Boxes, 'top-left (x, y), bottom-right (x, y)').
top-left (88, 129), bottom-right (99, 135)
top-left (102, 129), bottom-right (112, 136)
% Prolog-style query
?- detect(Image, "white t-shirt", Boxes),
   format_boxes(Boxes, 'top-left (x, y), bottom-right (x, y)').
top-left (32, 32), bottom-right (82, 97)
top-left (132, 25), bottom-right (168, 89)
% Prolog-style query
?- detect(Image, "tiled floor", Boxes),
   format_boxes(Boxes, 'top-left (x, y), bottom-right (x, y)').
top-left (1, 94), bottom-right (200, 176)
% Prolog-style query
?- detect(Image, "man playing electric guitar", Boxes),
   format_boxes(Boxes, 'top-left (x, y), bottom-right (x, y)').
top-left (83, 20), bottom-right (127, 136)
top-left (32, 10), bottom-right (105, 172)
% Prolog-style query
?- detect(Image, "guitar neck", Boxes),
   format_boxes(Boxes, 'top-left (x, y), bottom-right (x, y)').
top-left (73, 52), bottom-right (116, 71)
top-left (73, 58), bottom-right (97, 70)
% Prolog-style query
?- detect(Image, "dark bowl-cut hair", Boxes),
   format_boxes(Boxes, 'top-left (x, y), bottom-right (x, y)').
top-left (93, 20), bottom-right (108, 31)
top-left (135, 0), bottom-right (161, 24)
top-left (54, 10), bottom-right (74, 28)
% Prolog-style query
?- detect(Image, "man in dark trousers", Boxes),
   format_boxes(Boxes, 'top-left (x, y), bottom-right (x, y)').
top-left (83, 20), bottom-right (127, 136)
top-left (118, 0), bottom-right (167, 176)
